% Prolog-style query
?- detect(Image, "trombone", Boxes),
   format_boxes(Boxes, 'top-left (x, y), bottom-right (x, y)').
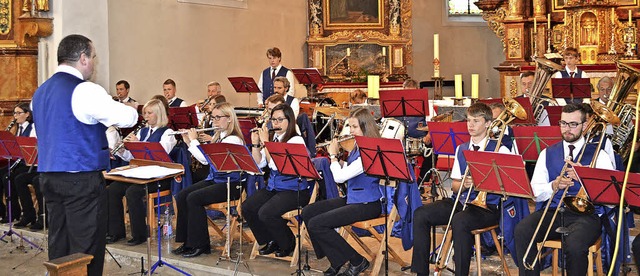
top-left (432, 99), bottom-right (527, 272)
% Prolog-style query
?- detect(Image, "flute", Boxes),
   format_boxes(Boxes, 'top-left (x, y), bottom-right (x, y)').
top-left (250, 127), bottom-right (281, 133)
top-left (169, 127), bottom-right (220, 135)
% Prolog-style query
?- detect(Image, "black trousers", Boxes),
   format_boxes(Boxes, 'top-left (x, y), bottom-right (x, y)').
top-left (515, 208), bottom-right (602, 276)
top-left (302, 197), bottom-right (381, 268)
top-left (107, 179), bottom-right (171, 240)
top-left (41, 171), bottom-right (107, 276)
top-left (174, 179), bottom-right (240, 248)
top-left (633, 233), bottom-right (640, 272)
top-left (411, 198), bottom-right (499, 276)
top-left (241, 188), bottom-right (310, 251)
top-left (14, 171), bottom-right (42, 221)
top-left (0, 163), bottom-right (27, 220)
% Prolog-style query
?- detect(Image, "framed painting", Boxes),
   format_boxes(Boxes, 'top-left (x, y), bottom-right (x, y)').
top-left (554, 0), bottom-right (638, 10)
top-left (323, 0), bottom-right (384, 30)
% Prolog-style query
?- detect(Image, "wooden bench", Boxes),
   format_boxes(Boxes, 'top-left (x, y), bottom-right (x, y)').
top-left (43, 253), bottom-right (93, 276)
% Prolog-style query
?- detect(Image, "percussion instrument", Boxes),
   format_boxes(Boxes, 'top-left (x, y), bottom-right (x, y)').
top-left (405, 137), bottom-right (424, 156)
top-left (379, 118), bottom-right (405, 139)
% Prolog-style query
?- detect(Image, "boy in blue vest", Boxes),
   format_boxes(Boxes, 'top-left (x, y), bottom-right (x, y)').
top-left (515, 103), bottom-right (613, 275)
top-left (257, 47), bottom-right (295, 108)
top-left (552, 47), bottom-right (590, 105)
top-left (163, 78), bottom-right (188, 107)
top-left (411, 102), bottom-right (511, 276)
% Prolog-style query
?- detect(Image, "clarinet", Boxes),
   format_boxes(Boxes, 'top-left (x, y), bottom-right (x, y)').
top-left (4, 119), bottom-right (16, 132)
top-left (110, 120), bottom-right (147, 155)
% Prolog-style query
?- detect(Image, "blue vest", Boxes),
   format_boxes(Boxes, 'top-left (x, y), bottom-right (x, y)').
top-left (204, 136), bottom-right (242, 184)
top-left (169, 98), bottom-right (184, 107)
top-left (139, 127), bottom-right (168, 142)
top-left (540, 141), bottom-right (597, 210)
top-left (345, 148), bottom-right (382, 204)
top-left (266, 136), bottom-right (310, 192)
top-left (451, 140), bottom-right (501, 206)
top-left (19, 123), bottom-right (34, 137)
top-left (559, 69), bottom-right (584, 78)
top-left (261, 66), bottom-right (289, 103)
top-left (285, 95), bottom-right (294, 106)
top-left (32, 72), bottom-right (109, 172)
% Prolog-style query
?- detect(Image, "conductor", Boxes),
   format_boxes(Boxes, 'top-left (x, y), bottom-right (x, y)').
top-left (32, 34), bottom-right (139, 276)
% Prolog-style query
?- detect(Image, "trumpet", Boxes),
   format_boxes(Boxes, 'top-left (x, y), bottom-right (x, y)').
top-left (316, 135), bottom-right (356, 152)
top-left (169, 127), bottom-right (221, 135)
top-left (199, 96), bottom-right (214, 110)
top-left (5, 119), bottom-right (16, 132)
top-left (250, 127), bottom-right (281, 133)
top-left (256, 108), bottom-right (270, 128)
top-left (111, 120), bottom-right (147, 155)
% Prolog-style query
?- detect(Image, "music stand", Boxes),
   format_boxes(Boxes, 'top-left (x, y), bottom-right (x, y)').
top-left (427, 121), bottom-right (470, 156)
top-left (228, 77), bottom-right (261, 108)
top-left (551, 78), bottom-right (591, 103)
top-left (355, 136), bottom-right (412, 276)
top-left (105, 159), bottom-right (185, 275)
top-left (545, 106), bottom-right (563, 126)
top-left (198, 143), bottom-right (261, 274)
top-left (292, 68), bottom-right (324, 98)
top-left (463, 150), bottom-right (533, 274)
top-left (0, 131), bottom-right (41, 250)
top-left (125, 142), bottom-right (172, 162)
top-left (512, 126), bottom-right (562, 162)
top-left (263, 142), bottom-right (320, 276)
top-left (380, 89), bottom-right (430, 117)
top-left (168, 105), bottom-right (199, 131)
top-left (510, 97), bottom-right (536, 125)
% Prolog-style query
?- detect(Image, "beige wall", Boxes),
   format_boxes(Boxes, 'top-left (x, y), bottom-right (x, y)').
top-left (107, 0), bottom-right (308, 106)
top-left (409, 1), bottom-right (504, 99)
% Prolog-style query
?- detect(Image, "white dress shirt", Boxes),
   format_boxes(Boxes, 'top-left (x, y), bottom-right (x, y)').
top-left (330, 150), bottom-right (364, 184)
top-left (450, 136), bottom-right (512, 180)
top-left (257, 64), bottom-right (296, 104)
top-left (168, 96), bottom-right (188, 107)
top-left (118, 126), bottom-right (177, 162)
top-left (188, 131), bottom-right (244, 165)
top-left (257, 134), bottom-right (305, 170)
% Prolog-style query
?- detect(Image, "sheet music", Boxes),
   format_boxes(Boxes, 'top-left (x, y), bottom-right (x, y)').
top-left (107, 165), bottom-right (183, 179)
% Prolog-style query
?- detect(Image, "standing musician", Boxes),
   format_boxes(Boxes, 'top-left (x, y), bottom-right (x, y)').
top-left (302, 108), bottom-right (380, 276)
top-left (106, 98), bottom-right (177, 246)
top-left (172, 102), bottom-right (245, 258)
top-left (257, 47), bottom-right (295, 108)
top-left (411, 103), bottom-right (511, 276)
top-left (515, 103), bottom-right (613, 275)
top-left (32, 34), bottom-right (139, 276)
top-left (0, 103), bottom-right (37, 224)
top-left (242, 104), bottom-right (310, 258)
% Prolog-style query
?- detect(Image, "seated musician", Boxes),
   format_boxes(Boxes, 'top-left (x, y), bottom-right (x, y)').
top-left (273, 76), bottom-right (300, 118)
top-left (1, 103), bottom-right (36, 224)
top-left (411, 102), bottom-right (511, 276)
top-left (106, 98), bottom-right (177, 246)
top-left (171, 102), bottom-right (245, 258)
top-left (350, 89), bottom-right (368, 105)
top-left (242, 104), bottom-right (310, 258)
top-left (163, 78), bottom-right (188, 107)
top-left (515, 103), bottom-right (613, 275)
top-left (302, 108), bottom-right (380, 276)
top-left (488, 102), bottom-right (517, 154)
top-left (517, 71), bottom-right (551, 126)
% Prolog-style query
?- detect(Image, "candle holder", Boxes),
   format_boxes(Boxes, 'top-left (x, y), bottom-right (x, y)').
top-left (532, 30), bottom-right (538, 60)
top-left (470, 98), bottom-right (479, 104)
top-left (453, 98), bottom-right (465, 106)
top-left (546, 27), bottom-right (552, 54)
top-left (431, 76), bottom-right (444, 100)
top-left (623, 24), bottom-right (637, 59)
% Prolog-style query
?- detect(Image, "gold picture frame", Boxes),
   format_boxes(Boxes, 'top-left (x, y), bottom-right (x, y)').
top-left (553, 0), bottom-right (638, 11)
top-left (323, 0), bottom-right (384, 30)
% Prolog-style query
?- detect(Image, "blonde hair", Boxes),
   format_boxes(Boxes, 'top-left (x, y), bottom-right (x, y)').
top-left (143, 99), bottom-right (169, 127)
top-left (212, 102), bottom-right (244, 143)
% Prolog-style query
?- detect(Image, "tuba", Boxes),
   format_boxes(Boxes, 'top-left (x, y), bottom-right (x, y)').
top-left (529, 57), bottom-right (564, 124)
top-left (603, 61), bottom-right (640, 161)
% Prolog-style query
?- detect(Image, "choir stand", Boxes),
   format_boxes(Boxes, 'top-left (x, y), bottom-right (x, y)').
top-left (0, 131), bottom-right (42, 251)
top-left (264, 142), bottom-right (321, 276)
top-left (355, 136), bottom-right (413, 276)
top-left (104, 159), bottom-right (186, 275)
top-left (198, 143), bottom-right (262, 275)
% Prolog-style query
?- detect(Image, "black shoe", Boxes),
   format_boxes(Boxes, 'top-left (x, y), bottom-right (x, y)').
top-left (0, 216), bottom-right (17, 224)
top-left (126, 238), bottom-right (145, 246)
top-left (14, 217), bottom-right (35, 228)
top-left (339, 258), bottom-right (369, 276)
top-left (324, 264), bottom-right (343, 276)
top-left (182, 246), bottom-right (211, 258)
top-left (106, 234), bottom-right (124, 244)
top-left (29, 221), bottom-right (43, 230)
top-left (171, 244), bottom-right (191, 255)
top-left (481, 245), bottom-right (496, 257)
top-left (275, 245), bottom-right (294, 257)
top-left (259, 241), bottom-right (279, 255)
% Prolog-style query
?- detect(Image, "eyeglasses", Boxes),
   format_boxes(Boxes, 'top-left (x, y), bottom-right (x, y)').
top-left (211, 115), bottom-right (229, 121)
top-left (270, 117), bottom-right (287, 123)
top-left (13, 112), bottom-right (25, 115)
top-left (558, 120), bottom-right (583, 129)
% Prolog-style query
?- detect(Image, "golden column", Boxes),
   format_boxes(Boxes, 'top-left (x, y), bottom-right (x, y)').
top-left (507, 0), bottom-right (525, 20)
top-left (533, 0), bottom-right (546, 18)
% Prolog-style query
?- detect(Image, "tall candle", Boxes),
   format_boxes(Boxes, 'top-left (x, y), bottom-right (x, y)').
top-left (629, 9), bottom-right (632, 25)
top-left (471, 74), bottom-right (479, 99)
top-left (347, 48), bottom-right (351, 57)
top-left (382, 47), bottom-right (386, 56)
top-left (547, 13), bottom-right (551, 27)
top-left (454, 74), bottom-right (463, 99)
top-left (434, 34), bottom-right (439, 60)
top-left (533, 17), bottom-right (537, 33)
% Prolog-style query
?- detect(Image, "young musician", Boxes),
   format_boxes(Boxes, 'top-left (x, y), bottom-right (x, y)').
top-left (411, 103), bottom-right (510, 276)
top-left (106, 98), bottom-right (177, 246)
top-left (163, 79), bottom-right (188, 107)
top-left (273, 76), bottom-right (300, 118)
top-left (172, 102), bottom-right (245, 258)
top-left (552, 47), bottom-right (590, 105)
top-left (0, 103), bottom-right (37, 224)
top-left (302, 108), bottom-right (381, 276)
top-left (515, 103), bottom-right (613, 275)
top-left (242, 104), bottom-right (309, 257)
top-left (257, 47), bottom-right (295, 108)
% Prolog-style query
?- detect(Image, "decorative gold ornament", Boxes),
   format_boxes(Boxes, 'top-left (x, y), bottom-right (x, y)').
top-left (0, 0), bottom-right (11, 35)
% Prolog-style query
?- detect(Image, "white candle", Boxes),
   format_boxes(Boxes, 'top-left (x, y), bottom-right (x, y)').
top-left (629, 9), bottom-right (633, 25)
top-left (533, 17), bottom-right (537, 33)
top-left (454, 74), bottom-right (463, 99)
top-left (433, 34), bottom-right (439, 60)
top-left (547, 13), bottom-right (551, 27)
top-left (382, 47), bottom-right (386, 56)
top-left (347, 48), bottom-right (351, 57)
top-left (471, 74), bottom-right (479, 99)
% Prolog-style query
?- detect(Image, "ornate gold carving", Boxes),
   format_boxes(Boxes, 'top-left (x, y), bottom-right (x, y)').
top-left (482, 7), bottom-right (508, 52)
top-left (507, 28), bottom-right (522, 58)
top-left (0, 0), bottom-right (11, 35)
top-left (533, 0), bottom-right (546, 17)
top-left (309, 0), bottom-right (323, 37)
top-left (16, 17), bottom-right (52, 47)
top-left (509, 78), bottom-right (518, 98)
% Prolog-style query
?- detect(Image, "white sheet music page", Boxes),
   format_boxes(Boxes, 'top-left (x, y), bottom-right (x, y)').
top-left (107, 165), bottom-right (183, 179)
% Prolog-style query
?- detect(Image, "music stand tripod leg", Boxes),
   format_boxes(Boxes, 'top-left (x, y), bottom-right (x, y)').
top-left (232, 177), bottom-right (254, 276)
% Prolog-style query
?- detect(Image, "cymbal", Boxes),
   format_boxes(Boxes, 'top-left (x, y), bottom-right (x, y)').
top-left (314, 106), bottom-right (350, 119)
top-left (416, 126), bottom-right (429, 131)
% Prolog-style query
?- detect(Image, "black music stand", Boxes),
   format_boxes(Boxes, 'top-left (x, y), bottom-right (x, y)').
top-left (168, 105), bottom-right (199, 131)
top-left (198, 143), bottom-right (261, 274)
top-left (0, 131), bottom-right (41, 250)
top-left (264, 142), bottom-right (320, 276)
top-left (551, 78), bottom-right (591, 104)
top-left (228, 77), bottom-right (261, 107)
top-left (125, 142), bottom-right (173, 163)
top-left (355, 136), bottom-right (412, 276)
top-left (463, 150), bottom-right (533, 274)
top-left (512, 126), bottom-right (562, 162)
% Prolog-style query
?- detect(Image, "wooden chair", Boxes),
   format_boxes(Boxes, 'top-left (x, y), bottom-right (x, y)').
top-left (540, 237), bottom-right (603, 276)
top-left (471, 225), bottom-right (510, 276)
top-left (205, 190), bottom-right (253, 256)
top-left (147, 189), bottom-right (175, 233)
top-left (43, 253), bottom-right (93, 276)
top-left (341, 204), bottom-right (408, 276)
top-left (249, 183), bottom-right (319, 267)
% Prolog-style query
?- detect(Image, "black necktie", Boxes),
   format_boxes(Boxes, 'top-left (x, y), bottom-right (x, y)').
top-left (271, 68), bottom-right (276, 80)
top-left (146, 129), bottom-right (154, 141)
top-left (472, 145), bottom-right (480, 151)
top-left (18, 126), bottom-right (23, 136)
top-left (569, 72), bottom-right (575, 78)
top-left (568, 144), bottom-right (575, 160)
